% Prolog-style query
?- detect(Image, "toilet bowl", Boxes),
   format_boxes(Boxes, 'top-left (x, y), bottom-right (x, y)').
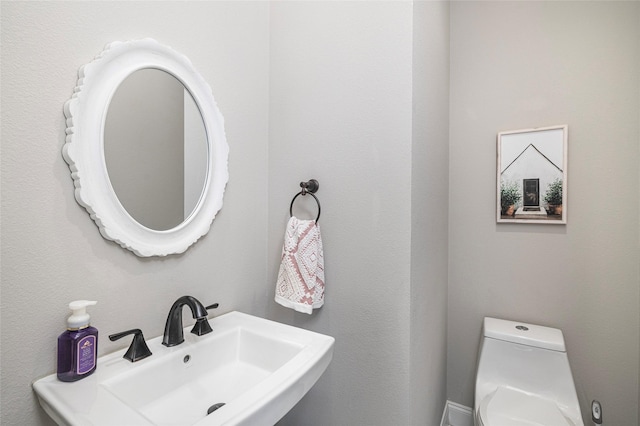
top-left (474, 317), bottom-right (583, 426)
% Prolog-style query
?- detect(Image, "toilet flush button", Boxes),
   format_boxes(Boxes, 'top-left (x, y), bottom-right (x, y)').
top-left (591, 400), bottom-right (602, 424)
top-left (516, 325), bottom-right (529, 331)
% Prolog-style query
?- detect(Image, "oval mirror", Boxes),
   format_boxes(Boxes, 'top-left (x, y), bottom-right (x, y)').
top-left (63, 39), bottom-right (229, 257)
top-left (104, 69), bottom-right (208, 231)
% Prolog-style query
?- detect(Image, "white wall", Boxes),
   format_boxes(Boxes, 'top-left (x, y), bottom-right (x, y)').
top-left (1, 2), bottom-right (270, 425)
top-left (266, 2), bottom-right (450, 424)
top-left (105, 69), bottom-right (185, 230)
top-left (2, 1), bottom-right (451, 425)
top-left (448, 2), bottom-right (640, 425)
top-left (267, 2), bottom-right (427, 424)
top-left (6, 2), bottom-right (634, 425)
top-left (411, 2), bottom-right (450, 424)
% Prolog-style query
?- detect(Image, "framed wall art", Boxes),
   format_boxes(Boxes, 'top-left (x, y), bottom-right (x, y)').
top-left (497, 125), bottom-right (567, 224)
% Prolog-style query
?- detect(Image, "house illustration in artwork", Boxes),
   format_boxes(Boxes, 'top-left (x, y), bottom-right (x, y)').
top-left (500, 143), bottom-right (563, 217)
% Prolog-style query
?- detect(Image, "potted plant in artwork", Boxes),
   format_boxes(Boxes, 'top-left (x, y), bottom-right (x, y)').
top-left (544, 178), bottom-right (563, 215)
top-left (500, 180), bottom-right (521, 216)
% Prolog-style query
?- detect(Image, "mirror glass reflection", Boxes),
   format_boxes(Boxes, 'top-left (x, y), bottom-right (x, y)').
top-left (104, 69), bottom-right (208, 231)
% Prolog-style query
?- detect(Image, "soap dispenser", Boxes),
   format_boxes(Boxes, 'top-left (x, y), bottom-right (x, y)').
top-left (57, 300), bottom-right (98, 382)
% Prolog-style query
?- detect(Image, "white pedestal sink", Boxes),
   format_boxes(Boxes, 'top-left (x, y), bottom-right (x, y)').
top-left (33, 311), bottom-right (334, 425)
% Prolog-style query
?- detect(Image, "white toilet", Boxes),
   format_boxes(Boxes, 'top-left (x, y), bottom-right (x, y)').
top-left (474, 317), bottom-right (584, 426)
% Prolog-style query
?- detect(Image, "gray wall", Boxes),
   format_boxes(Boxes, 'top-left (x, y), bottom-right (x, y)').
top-left (411, 2), bottom-right (450, 424)
top-left (267, 3), bottom-right (411, 421)
top-left (1, 2), bottom-right (450, 425)
top-left (3, 2), bottom-right (637, 426)
top-left (105, 69), bottom-right (185, 230)
top-left (1, 2), bottom-right (270, 425)
top-left (448, 2), bottom-right (640, 425)
top-left (267, 3), bottom-right (449, 425)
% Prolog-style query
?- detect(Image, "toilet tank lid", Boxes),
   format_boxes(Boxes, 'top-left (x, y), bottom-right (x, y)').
top-left (483, 318), bottom-right (566, 352)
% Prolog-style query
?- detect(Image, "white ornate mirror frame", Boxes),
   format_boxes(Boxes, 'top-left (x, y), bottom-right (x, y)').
top-left (63, 38), bottom-right (229, 257)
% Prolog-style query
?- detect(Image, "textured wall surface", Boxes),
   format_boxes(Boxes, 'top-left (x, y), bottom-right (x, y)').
top-left (448, 2), bottom-right (640, 424)
top-left (5, 2), bottom-right (632, 425)
top-left (1, 2), bottom-right (451, 425)
top-left (268, 3), bottom-right (451, 423)
top-left (1, 2), bottom-right (270, 424)
top-left (410, 2), bottom-right (450, 424)
top-left (267, 3), bottom-right (414, 424)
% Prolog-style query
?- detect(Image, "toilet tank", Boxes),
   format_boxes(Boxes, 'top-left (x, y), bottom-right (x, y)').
top-left (475, 318), bottom-right (580, 414)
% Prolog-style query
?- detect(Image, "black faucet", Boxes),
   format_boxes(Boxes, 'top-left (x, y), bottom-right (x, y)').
top-left (162, 296), bottom-right (218, 347)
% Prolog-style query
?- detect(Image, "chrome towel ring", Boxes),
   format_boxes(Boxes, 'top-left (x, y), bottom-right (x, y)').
top-left (289, 179), bottom-right (321, 222)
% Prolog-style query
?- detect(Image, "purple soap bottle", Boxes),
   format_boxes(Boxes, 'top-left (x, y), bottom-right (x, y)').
top-left (57, 300), bottom-right (98, 382)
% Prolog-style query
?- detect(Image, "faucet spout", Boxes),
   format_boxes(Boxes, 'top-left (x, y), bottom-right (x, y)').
top-left (162, 296), bottom-right (213, 347)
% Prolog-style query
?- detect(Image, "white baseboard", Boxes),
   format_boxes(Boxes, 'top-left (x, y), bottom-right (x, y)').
top-left (440, 400), bottom-right (473, 426)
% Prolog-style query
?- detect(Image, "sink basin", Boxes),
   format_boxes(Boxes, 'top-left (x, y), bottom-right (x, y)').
top-left (33, 311), bottom-right (334, 425)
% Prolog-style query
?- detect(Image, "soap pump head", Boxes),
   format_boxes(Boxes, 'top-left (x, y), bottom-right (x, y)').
top-left (67, 300), bottom-right (97, 330)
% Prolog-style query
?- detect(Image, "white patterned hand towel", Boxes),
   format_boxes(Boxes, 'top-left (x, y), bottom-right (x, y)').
top-left (275, 216), bottom-right (325, 314)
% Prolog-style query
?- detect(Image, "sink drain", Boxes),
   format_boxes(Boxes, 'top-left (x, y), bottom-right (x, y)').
top-left (207, 403), bottom-right (226, 415)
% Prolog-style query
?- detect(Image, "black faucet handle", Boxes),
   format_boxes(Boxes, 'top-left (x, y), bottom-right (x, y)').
top-left (109, 329), bottom-right (152, 362)
top-left (190, 303), bottom-right (218, 336)
top-left (191, 317), bottom-right (213, 336)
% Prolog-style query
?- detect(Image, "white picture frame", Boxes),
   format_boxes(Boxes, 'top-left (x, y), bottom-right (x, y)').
top-left (497, 125), bottom-right (568, 224)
